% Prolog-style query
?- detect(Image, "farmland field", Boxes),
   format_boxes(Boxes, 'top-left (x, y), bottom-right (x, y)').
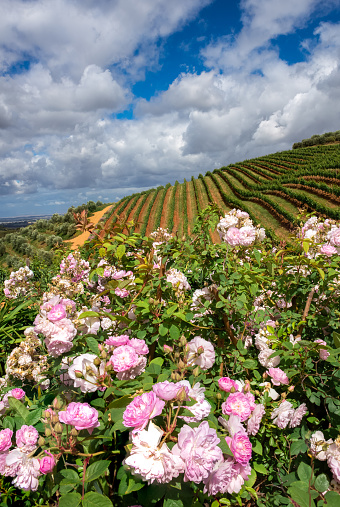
top-left (95, 143), bottom-right (340, 243)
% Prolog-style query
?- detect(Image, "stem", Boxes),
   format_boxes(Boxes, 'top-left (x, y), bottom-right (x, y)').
top-left (296, 287), bottom-right (315, 339)
top-left (211, 286), bottom-right (237, 346)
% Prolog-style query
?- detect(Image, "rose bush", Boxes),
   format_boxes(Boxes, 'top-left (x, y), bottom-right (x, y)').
top-left (0, 207), bottom-right (339, 506)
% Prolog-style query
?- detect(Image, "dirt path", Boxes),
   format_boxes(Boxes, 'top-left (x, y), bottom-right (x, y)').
top-left (64, 205), bottom-right (113, 250)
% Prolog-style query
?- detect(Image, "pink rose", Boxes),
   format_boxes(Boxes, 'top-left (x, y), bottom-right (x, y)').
top-left (328, 227), bottom-right (340, 247)
top-left (39, 452), bottom-right (56, 474)
top-left (129, 338), bottom-right (149, 355)
top-left (8, 388), bottom-right (25, 400)
top-left (320, 244), bottom-right (337, 256)
top-left (222, 392), bottom-right (252, 422)
top-left (115, 288), bottom-right (130, 298)
top-left (228, 432), bottom-right (252, 466)
top-left (267, 367), bottom-right (289, 386)
top-left (47, 304), bottom-right (67, 322)
top-left (239, 226), bottom-right (256, 246)
top-left (225, 227), bottom-right (241, 246)
top-left (315, 339), bottom-right (330, 360)
top-left (16, 425), bottom-right (39, 450)
top-left (218, 377), bottom-right (239, 393)
top-left (186, 337), bottom-right (215, 370)
top-left (0, 428), bottom-right (13, 452)
top-left (247, 404), bottom-right (265, 436)
top-left (105, 335), bottom-right (130, 347)
top-left (58, 402), bottom-right (100, 434)
top-left (123, 392), bottom-right (165, 431)
top-left (172, 421), bottom-right (222, 483)
top-left (153, 381), bottom-right (189, 401)
top-left (110, 345), bottom-right (139, 372)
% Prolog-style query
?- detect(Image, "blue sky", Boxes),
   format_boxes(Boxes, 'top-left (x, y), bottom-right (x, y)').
top-left (0, 0), bottom-right (340, 217)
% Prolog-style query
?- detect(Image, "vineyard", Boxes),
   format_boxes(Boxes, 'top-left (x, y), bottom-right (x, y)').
top-left (95, 143), bottom-right (340, 243)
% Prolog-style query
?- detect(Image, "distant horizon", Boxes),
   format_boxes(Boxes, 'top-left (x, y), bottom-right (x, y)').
top-left (1, 0), bottom-right (340, 216)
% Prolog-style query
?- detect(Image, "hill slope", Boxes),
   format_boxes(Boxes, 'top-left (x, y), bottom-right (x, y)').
top-left (95, 144), bottom-right (340, 242)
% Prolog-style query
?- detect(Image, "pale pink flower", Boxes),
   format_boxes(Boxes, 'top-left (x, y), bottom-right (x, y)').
top-left (228, 432), bottom-right (252, 466)
top-left (226, 462), bottom-right (251, 494)
top-left (247, 404), bottom-right (265, 436)
top-left (267, 367), bottom-right (289, 386)
top-left (16, 425), bottom-right (39, 452)
top-left (290, 403), bottom-right (307, 428)
top-left (152, 381), bottom-right (189, 401)
top-left (310, 431), bottom-right (331, 461)
top-left (258, 348), bottom-right (280, 368)
top-left (218, 377), bottom-right (239, 392)
top-left (315, 339), bottom-right (330, 360)
top-left (68, 353), bottom-right (104, 392)
top-left (115, 288), bottom-right (130, 297)
top-left (39, 452), bottom-right (56, 474)
top-left (239, 226), bottom-right (256, 246)
top-left (124, 421), bottom-right (184, 484)
top-left (224, 415), bottom-right (246, 437)
top-left (129, 338), bottom-right (149, 355)
top-left (0, 429), bottom-right (13, 452)
top-left (8, 388), bottom-right (25, 400)
top-left (222, 392), bottom-right (252, 422)
top-left (186, 336), bottom-right (215, 370)
top-left (271, 400), bottom-right (294, 429)
top-left (172, 421), bottom-right (223, 483)
top-left (116, 356), bottom-right (147, 380)
top-left (225, 227), bottom-right (241, 246)
top-left (123, 392), bottom-right (165, 431)
top-left (328, 227), bottom-right (340, 247)
top-left (8, 452), bottom-right (41, 491)
top-left (203, 459), bottom-right (235, 495)
top-left (320, 244), bottom-right (337, 256)
top-left (47, 304), bottom-right (67, 322)
top-left (105, 335), bottom-right (130, 347)
top-left (58, 402), bottom-right (100, 434)
top-left (110, 345), bottom-right (139, 372)
top-left (244, 392), bottom-right (256, 411)
top-left (179, 399), bottom-right (211, 423)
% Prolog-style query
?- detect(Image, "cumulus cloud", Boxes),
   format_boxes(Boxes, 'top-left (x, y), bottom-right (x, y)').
top-left (0, 0), bottom-right (339, 215)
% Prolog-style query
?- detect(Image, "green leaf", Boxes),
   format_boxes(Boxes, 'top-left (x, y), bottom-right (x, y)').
top-left (86, 336), bottom-right (100, 355)
top-left (324, 491), bottom-right (340, 507)
top-left (169, 324), bottom-right (180, 340)
top-left (108, 395), bottom-right (131, 410)
top-left (78, 311), bottom-right (100, 319)
top-left (291, 440), bottom-right (308, 456)
top-left (146, 357), bottom-right (164, 375)
top-left (287, 484), bottom-right (315, 507)
top-left (245, 468), bottom-right (257, 488)
top-left (297, 462), bottom-right (313, 483)
top-left (82, 492), bottom-right (113, 507)
top-left (242, 359), bottom-right (258, 369)
top-left (302, 240), bottom-right (310, 254)
top-left (124, 478), bottom-right (145, 494)
top-left (25, 408), bottom-right (42, 426)
top-left (166, 304), bottom-right (178, 315)
top-left (314, 473), bottom-right (329, 493)
top-left (58, 492), bottom-right (82, 507)
top-left (85, 460), bottom-right (110, 483)
top-left (252, 439), bottom-right (263, 455)
top-left (333, 332), bottom-right (340, 349)
top-left (159, 324), bottom-right (168, 336)
top-left (8, 397), bottom-right (30, 422)
top-left (116, 244), bottom-right (126, 259)
top-left (254, 249), bottom-right (261, 264)
top-left (218, 439), bottom-right (233, 456)
top-left (253, 463), bottom-right (268, 475)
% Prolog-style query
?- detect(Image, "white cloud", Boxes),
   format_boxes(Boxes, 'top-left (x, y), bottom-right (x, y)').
top-left (0, 0), bottom-right (340, 214)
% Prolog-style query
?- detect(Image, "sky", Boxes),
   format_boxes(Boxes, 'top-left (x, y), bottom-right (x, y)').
top-left (0, 0), bottom-right (340, 217)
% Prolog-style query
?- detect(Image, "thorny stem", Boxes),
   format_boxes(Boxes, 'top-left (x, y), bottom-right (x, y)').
top-left (296, 287), bottom-right (316, 339)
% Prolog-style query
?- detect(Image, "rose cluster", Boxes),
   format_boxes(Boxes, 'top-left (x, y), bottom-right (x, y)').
top-left (217, 209), bottom-right (265, 247)
top-left (3, 266), bottom-right (34, 298)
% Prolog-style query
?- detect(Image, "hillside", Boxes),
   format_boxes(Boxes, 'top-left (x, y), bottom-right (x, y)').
top-left (94, 143), bottom-right (340, 243)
